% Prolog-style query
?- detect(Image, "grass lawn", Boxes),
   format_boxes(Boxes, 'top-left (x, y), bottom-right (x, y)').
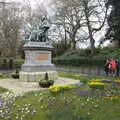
top-left (59, 71), bottom-right (118, 83)
top-left (3, 85), bottom-right (120, 120)
top-left (0, 87), bottom-right (8, 94)
top-left (0, 72), bottom-right (119, 120)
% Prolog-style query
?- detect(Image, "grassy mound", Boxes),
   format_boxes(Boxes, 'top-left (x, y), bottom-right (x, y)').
top-left (57, 47), bottom-right (120, 60)
top-left (53, 47), bottom-right (120, 66)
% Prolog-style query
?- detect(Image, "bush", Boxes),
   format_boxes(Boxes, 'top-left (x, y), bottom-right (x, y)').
top-left (53, 58), bottom-right (105, 67)
top-left (12, 69), bottom-right (19, 79)
top-left (53, 47), bottom-right (120, 67)
top-left (9, 59), bottom-right (13, 69)
top-left (39, 80), bottom-right (54, 88)
top-left (12, 73), bottom-right (19, 79)
top-left (0, 73), bottom-right (3, 78)
top-left (80, 78), bottom-right (89, 85)
top-left (39, 72), bottom-right (54, 88)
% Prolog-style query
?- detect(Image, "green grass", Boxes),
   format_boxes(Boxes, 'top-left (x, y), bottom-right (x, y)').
top-left (0, 73), bottom-right (12, 79)
top-left (53, 47), bottom-right (120, 67)
top-left (0, 87), bottom-right (8, 93)
top-left (58, 72), bottom-right (117, 84)
top-left (56, 47), bottom-right (120, 60)
top-left (3, 85), bottom-right (120, 120)
top-left (0, 72), bottom-right (119, 120)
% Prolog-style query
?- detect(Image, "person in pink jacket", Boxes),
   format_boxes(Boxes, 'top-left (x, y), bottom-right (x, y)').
top-left (110, 59), bottom-right (117, 77)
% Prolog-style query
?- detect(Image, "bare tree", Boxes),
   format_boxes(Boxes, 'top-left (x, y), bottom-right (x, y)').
top-left (0, 1), bottom-right (23, 57)
top-left (82, 0), bottom-right (108, 54)
top-left (54, 0), bottom-right (85, 50)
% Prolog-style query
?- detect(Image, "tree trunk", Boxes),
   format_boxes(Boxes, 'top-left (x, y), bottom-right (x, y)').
top-left (70, 33), bottom-right (76, 50)
top-left (84, 1), bottom-right (95, 54)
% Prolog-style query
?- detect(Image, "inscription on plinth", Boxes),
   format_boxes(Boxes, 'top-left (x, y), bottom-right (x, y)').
top-left (36, 53), bottom-right (49, 61)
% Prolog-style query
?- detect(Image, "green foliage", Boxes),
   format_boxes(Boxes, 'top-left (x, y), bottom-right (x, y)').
top-left (53, 58), bottom-right (105, 66)
top-left (52, 40), bottom-right (71, 57)
top-left (0, 73), bottom-right (11, 79)
top-left (12, 69), bottom-right (19, 79)
top-left (12, 73), bottom-right (19, 79)
top-left (45, 72), bottom-right (49, 81)
top-left (0, 57), bottom-right (24, 69)
top-left (106, 0), bottom-right (120, 46)
top-left (53, 47), bottom-right (120, 67)
top-left (39, 80), bottom-right (54, 88)
top-left (0, 73), bottom-right (10, 79)
top-left (58, 72), bottom-right (117, 85)
top-left (0, 87), bottom-right (8, 93)
top-left (7, 85), bottom-right (120, 120)
top-left (58, 72), bottom-right (86, 80)
top-left (0, 73), bottom-right (3, 78)
top-left (39, 73), bottom-right (54, 88)
top-left (15, 57), bottom-right (24, 69)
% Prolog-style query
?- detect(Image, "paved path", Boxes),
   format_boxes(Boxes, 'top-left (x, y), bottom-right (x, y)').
top-left (0, 78), bottom-right (80, 95)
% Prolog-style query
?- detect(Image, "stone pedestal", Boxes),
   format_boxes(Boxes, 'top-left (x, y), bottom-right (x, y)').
top-left (20, 71), bottom-right (58, 82)
top-left (20, 42), bottom-right (58, 82)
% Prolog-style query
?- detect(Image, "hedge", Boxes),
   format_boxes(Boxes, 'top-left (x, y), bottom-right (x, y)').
top-left (53, 58), bottom-right (105, 67)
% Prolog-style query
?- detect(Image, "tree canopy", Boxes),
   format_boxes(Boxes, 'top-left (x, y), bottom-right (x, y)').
top-left (106, 0), bottom-right (120, 46)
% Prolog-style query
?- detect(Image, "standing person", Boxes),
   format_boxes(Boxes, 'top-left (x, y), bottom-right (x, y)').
top-left (116, 59), bottom-right (120, 77)
top-left (110, 59), bottom-right (117, 77)
top-left (104, 59), bottom-right (110, 76)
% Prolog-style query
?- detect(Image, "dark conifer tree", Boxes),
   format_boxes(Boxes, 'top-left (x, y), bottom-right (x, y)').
top-left (106, 0), bottom-right (120, 46)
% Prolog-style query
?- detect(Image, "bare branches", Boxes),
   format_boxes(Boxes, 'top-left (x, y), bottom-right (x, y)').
top-left (54, 0), bottom-right (86, 49)
top-left (0, 1), bottom-right (23, 56)
top-left (92, 0), bottom-right (109, 33)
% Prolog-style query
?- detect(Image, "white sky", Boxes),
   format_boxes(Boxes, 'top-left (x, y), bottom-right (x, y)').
top-left (2, 0), bottom-right (109, 48)
top-left (13, 0), bottom-right (50, 7)
top-left (2, 0), bottom-right (51, 9)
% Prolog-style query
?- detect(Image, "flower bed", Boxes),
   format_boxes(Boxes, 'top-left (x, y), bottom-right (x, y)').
top-left (88, 79), bottom-right (104, 90)
top-left (49, 84), bottom-right (75, 93)
top-left (39, 72), bottom-right (54, 88)
top-left (115, 80), bottom-right (120, 84)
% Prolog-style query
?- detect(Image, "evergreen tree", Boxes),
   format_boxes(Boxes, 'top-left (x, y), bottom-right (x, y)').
top-left (106, 0), bottom-right (120, 46)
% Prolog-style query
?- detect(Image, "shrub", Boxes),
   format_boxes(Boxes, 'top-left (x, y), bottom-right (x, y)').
top-left (12, 69), bottom-right (19, 79)
top-left (12, 73), bottom-right (19, 79)
top-left (53, 58), bottom-right (105, 67)
top-left (45, 72), bottom-right (49, 80)
top-left (49, 84), bottom-right (75, 93)
top-left (39, 72), bottom-right (54, 88)
top-left (9, 59), bottom-right (13, 69)
top-left (0, 73), bottom-right (3, 78)
top-left (39, 79), bottom-right (54, 88)
top-left (53, 48), bottom-right (120, 67)
top-left (80, 78), bottom-right (89, 84)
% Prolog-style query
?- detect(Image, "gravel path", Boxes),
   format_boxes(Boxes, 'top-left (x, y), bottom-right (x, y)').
top-left (0, 78), bottom-right (80, 95)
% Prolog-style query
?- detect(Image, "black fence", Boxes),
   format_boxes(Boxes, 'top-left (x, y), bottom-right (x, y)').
top-left (56, 66), bottom-right (105, 76)
top-left (0, 59), bottom-right (105, 76)
top-left (53, 58), bottom-right (105, 67)
top-left (0, 60), bottom-right (22, 70)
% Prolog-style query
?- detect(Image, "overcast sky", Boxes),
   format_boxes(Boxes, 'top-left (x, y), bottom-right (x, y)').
top-left (5, 0), bottom-right (52, 8)
top-left (1, 0), bottom-right (109, 48)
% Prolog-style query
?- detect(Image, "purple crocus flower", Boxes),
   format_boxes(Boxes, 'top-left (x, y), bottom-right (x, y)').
top-left (0, 101), bottom-right (6, 107)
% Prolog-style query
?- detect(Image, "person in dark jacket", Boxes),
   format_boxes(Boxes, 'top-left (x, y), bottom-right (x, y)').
top-left (116, 59), bottom-right (120, 77)
top-left (104, 59), bottom-right (110, 76)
